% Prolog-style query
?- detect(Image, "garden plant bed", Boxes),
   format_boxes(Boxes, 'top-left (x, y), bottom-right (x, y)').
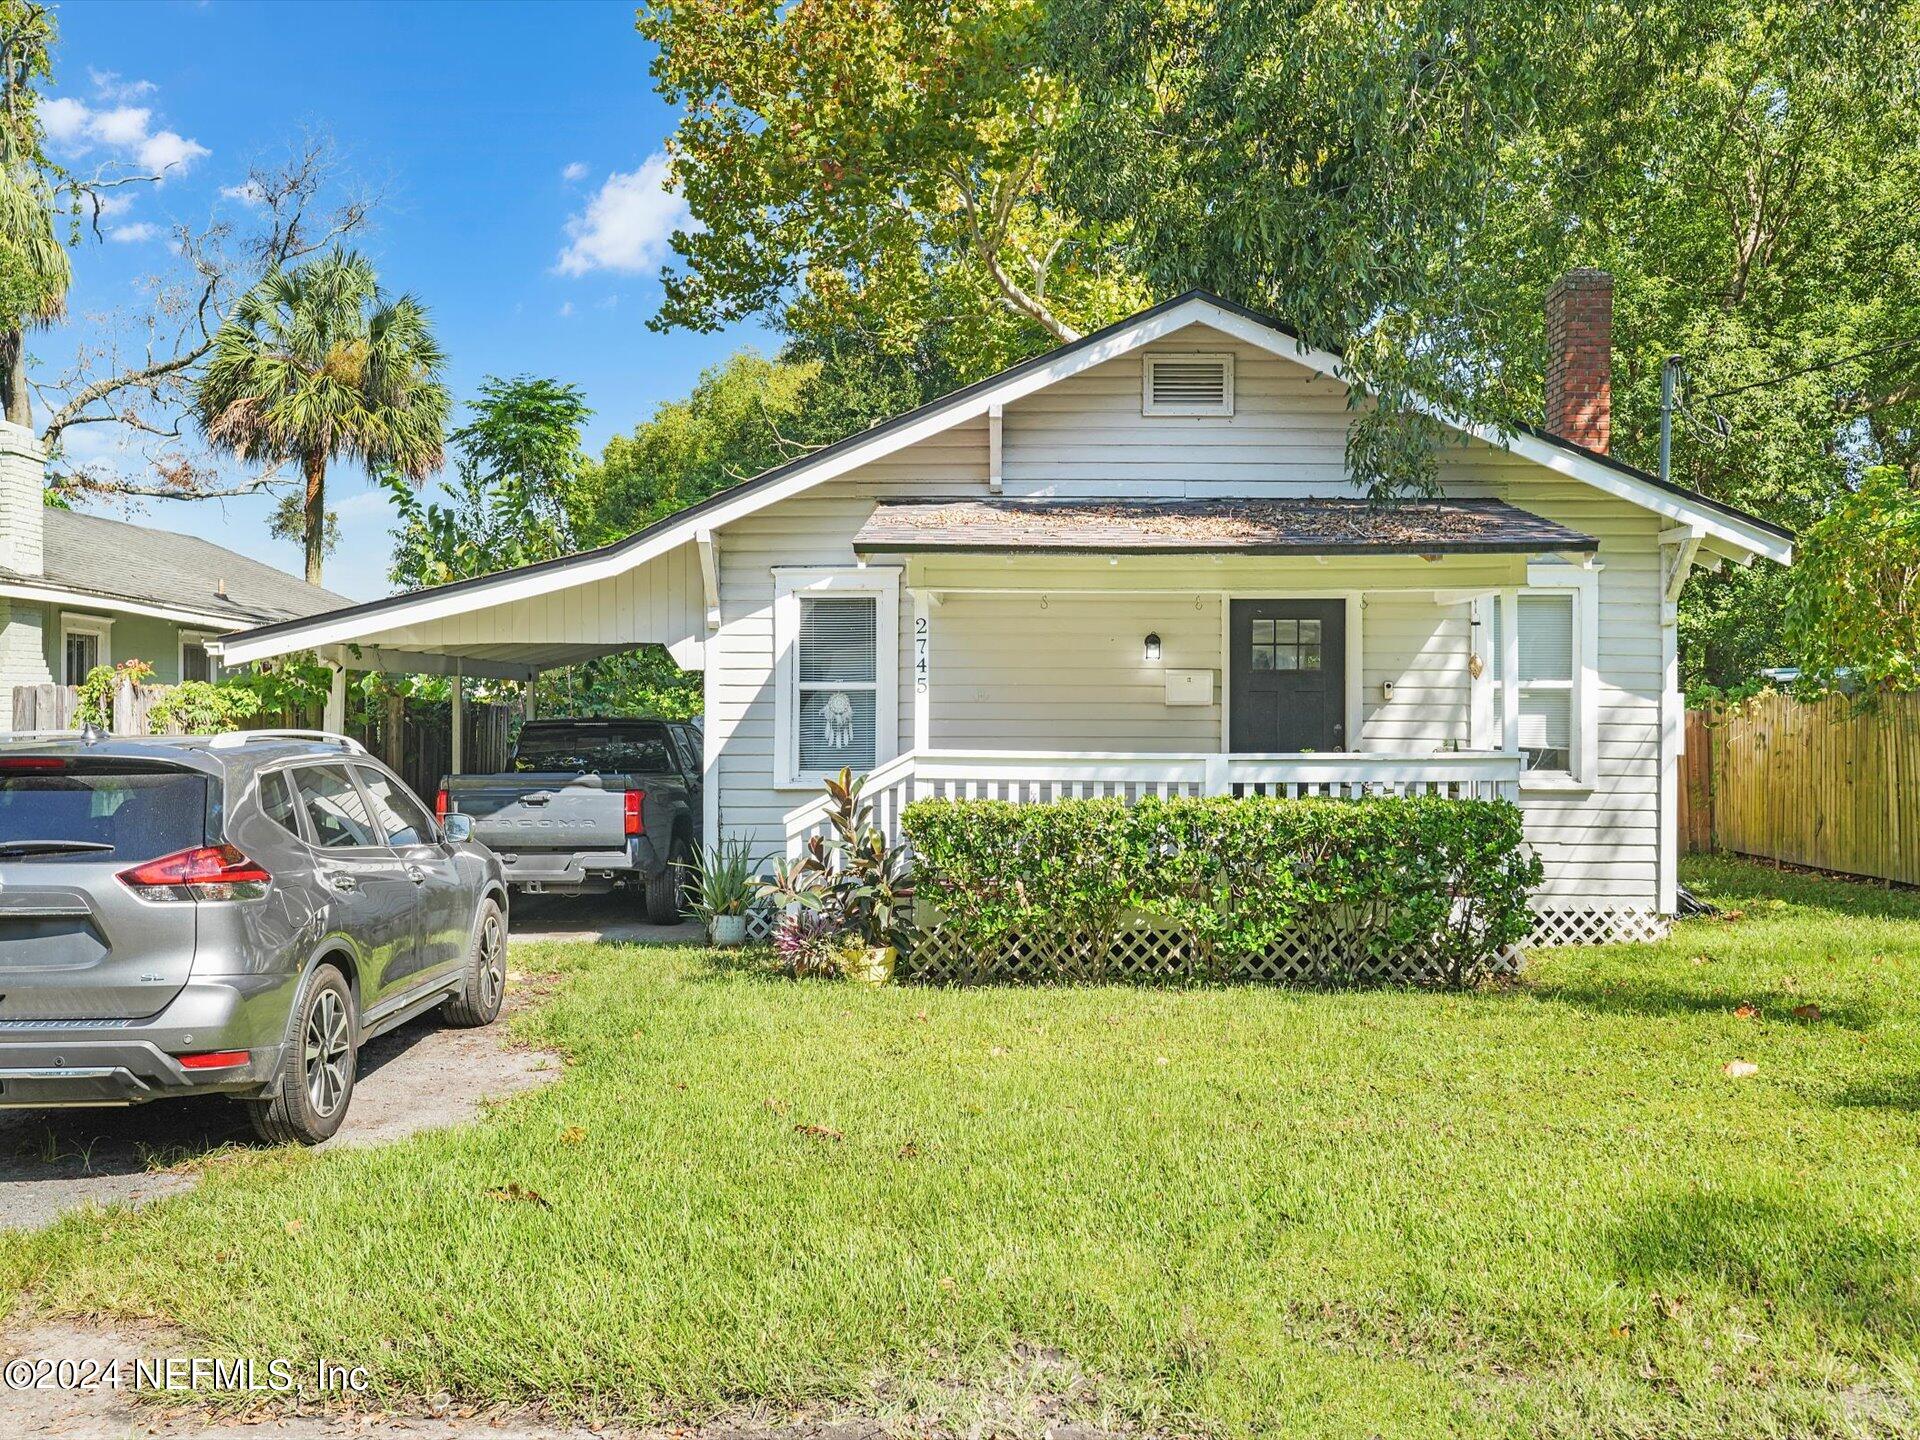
top-left (1, 857), bottom-right (1916, 1439)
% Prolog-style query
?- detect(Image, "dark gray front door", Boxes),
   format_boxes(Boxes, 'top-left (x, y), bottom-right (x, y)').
top-left (1229, 600), bottom-right (1347, 752)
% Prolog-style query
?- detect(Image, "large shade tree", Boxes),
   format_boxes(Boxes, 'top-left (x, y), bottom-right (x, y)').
top-left (194, 248), bottom-right (450, 585)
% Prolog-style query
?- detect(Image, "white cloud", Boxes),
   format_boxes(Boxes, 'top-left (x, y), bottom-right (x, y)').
top-left (38, 93), bottom-right (207, 177)
top-left (557, 301), bottom-right (575, 318)
top-left (106, 221), bottom-right (161, 244)
top-left (138, 130), bottom-right (209, 174)
top-left (562, 161), bottom-right (588, 183)
top-left (40, 97), bottom-right (89, 145)
top-left (87, 68), bottom-right (156, 102)
top-left (88, 105), bottom-right (151, 147)
top-left (220, 180), bottom-right (267, 207)
top-left (556, 152), bottom-right (688, 277)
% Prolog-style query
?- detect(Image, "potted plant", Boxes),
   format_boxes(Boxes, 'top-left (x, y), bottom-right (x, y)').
top-left (760, 768), bottom-right (912, 985)
top-left (682, 836), bottom-right (761, 947)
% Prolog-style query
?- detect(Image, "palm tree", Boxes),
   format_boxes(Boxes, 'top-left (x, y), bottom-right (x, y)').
top-left (0, 2), bottom-right (73, 426)
top-left (195, 248), bottom-right (450, 584)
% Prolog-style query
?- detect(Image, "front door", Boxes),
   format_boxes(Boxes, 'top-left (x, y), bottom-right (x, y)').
top-left (1229, 599), bottom-right (1347, 752)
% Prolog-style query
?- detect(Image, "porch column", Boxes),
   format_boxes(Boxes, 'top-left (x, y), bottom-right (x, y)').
top-left (1499, 588), bottom-right (1521, 760)
top-left (450, 663), bottom-right (466, 776)
top-left (523, 671), bottom-right (538, 723)
top-left (323, 662), bottom-right (347, 734)
top-left (910, 588), bottom-right (933, 753)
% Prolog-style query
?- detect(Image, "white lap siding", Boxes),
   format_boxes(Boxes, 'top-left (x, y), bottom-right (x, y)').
top-left (706, 331), bottom-right (1668, 910)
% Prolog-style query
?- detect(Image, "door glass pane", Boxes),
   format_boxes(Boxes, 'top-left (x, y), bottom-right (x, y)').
top-left (798, 686), bottom-right (876, 771)
top-left (358, 767), bottom-right (435, 847)
top-left (293, 765), bottom-right (380, 849)
top-left (1518, 594), bottom-right (1574, 682)
top-left (799, 597), bottom-right (876, 683)
top-left (1250, 645), bottom-right (1273, 671)
top-left (1252, 619), bottom-right (1274, 643)
top-left (259, 771), bottom-right (302, 838)
top-left (1273, 646), bottom-right (1299, 671)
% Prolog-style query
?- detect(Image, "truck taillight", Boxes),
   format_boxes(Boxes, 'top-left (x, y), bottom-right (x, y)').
top-left (435, 788), bottom-right (450, 821)
top-left (624, 789), bottom-right (643, 837)
top-left (118, 844), bottom-right (271, 902)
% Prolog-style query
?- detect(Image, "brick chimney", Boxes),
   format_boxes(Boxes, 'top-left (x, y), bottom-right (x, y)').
top-left (1544, 268), bottom-right (1613, 454)
top-left (0, 420), bottom-right (44, 577)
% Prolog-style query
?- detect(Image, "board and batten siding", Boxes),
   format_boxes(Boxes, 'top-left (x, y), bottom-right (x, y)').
top-left (706, 329), bottom-right (1665, 908)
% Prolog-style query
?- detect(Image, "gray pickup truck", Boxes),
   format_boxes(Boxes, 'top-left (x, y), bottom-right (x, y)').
top-left (437, 718), bottom-right (703, 922)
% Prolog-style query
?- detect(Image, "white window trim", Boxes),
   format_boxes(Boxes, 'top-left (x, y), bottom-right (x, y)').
top-left (773, 566), bottom-right (900, 789)
top-left (59, 612), bottom-right (113, 684)
top-left (178, 629), bottom-right (218, 684)
top-left (1142, 351), bottom-right (1235, 417)
top-left (1471, 564), bottom-right (1599, 789)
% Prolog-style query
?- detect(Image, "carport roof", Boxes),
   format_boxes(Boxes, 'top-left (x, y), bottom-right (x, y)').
top-left (851, 496), bottom-right (1600, 557)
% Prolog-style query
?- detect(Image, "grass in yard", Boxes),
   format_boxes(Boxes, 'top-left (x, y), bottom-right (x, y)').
top-left (4, 855), bottom-right (1920, 1437)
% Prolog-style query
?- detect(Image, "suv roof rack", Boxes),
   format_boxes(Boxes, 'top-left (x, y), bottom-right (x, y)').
top-left (206, 729), bottom-right (367, 755)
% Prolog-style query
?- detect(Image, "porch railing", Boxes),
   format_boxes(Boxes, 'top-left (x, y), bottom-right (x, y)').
top-left (785, 748), bottom-right (1523, 854)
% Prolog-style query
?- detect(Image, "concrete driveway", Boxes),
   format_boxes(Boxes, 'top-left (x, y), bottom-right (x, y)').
top-left (0, 987), bottom-right (557, 1234)
top-left (508, 891), bottom-right (705, 946)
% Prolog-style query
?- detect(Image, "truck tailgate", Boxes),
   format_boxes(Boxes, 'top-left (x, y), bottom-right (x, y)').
top-left (451, 774), bottom-right (631, 851)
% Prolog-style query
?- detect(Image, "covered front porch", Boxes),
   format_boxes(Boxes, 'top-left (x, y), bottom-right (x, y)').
top-left (786, 495), bottom-right (1598, 851)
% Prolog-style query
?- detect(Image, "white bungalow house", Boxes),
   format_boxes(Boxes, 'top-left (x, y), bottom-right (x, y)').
top-left (0, 422), bottom-right (350, 731)
top-left (211, 278), bottom-right (1792, 945)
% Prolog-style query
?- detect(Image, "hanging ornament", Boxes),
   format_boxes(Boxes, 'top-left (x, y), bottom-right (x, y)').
top-left (823, 691), bottom-right (856, 748)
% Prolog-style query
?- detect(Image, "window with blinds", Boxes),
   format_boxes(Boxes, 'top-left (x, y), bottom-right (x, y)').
top-left (796, 596), bottom-right (877, 772)
top-left (1142, 353), bottom-right (1235, 416)
top-left (1493, 592), bottom-right (1576, 773)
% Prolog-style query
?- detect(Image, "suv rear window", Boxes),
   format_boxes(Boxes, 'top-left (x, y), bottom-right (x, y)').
top-left (513, 724), bottom-right (675, 774)
top-left (0, 761), bottom-right (211, 862)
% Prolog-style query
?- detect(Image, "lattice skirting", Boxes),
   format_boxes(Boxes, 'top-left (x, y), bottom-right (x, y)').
top-left (739, 903), bottom-right (1668, 985)
top-left (1524, 905), bottom-right (1670, 948)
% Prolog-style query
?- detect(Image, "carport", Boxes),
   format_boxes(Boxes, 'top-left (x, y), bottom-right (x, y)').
top-left (209, 529), bottom-right (713, 810)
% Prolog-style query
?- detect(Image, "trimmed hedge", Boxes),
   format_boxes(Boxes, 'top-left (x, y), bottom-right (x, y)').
top-left (901, 794), bottom-right (1543, 987)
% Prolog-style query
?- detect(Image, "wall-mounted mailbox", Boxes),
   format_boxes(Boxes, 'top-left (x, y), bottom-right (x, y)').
top-left (1165, 669), bottom-right (1214, 707)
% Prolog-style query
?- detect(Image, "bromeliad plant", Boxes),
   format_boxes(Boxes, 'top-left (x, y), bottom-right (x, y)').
top-left (760, 767), bottom-right (913, 976)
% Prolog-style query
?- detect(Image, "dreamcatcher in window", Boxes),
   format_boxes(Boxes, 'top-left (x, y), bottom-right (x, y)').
top-left (822, 691), bottom-right (856, 749)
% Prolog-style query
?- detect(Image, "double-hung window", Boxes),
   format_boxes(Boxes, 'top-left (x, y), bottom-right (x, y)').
top-left (1482, 566), bottom-right (1596, 785)
top-left (775, 569), bottom-right (900, 785)
top-left (1493, 594), bottom-right (1575, 772)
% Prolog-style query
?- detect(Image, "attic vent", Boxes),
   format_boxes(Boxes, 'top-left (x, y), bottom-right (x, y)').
top-left (1142, 353), bottom-right (1234, 417)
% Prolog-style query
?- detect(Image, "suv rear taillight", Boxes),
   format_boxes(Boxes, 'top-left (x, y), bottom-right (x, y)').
top-left (624, 789), bottom-right (643, 837)
top-left (117, 845), bottom-right (271, 902)
top-left (435, 788), bottom-right (450, 821)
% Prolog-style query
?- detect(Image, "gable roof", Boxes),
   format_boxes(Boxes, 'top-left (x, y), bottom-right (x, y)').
top-left (853, 496), bottom-right (1599, 557)
top-left (217, 290), bottom-right (1789, 665)
top-left (0, 508), bottom-right (351, 628)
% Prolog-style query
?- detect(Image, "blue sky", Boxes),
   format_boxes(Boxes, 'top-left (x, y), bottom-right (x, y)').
top-left (36, 0), bottom-right (764, 600)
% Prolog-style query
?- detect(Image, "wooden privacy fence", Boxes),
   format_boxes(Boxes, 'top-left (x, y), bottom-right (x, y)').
top-left (1683, 691), bottom-right (1920, 886)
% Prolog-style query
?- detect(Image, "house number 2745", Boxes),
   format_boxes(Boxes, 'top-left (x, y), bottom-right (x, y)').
top-left (914, 616), bottom-right (930, 694)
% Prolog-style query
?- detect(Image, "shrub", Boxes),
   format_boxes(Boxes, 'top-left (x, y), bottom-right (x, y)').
top-left (147, 680), bottom-right (264, 735)
top-left (74, 658), bottom-right (154, 727)
top-left (761, 767), bottom-right (912, 952)
top-left (902, 794), bottom-right (1543, 987)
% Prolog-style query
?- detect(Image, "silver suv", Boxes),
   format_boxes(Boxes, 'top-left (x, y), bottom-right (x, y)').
top-left (0, 731), bottom-right (509, 1145)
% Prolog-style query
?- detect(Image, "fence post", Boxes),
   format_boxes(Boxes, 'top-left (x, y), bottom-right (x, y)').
top-left (112, 679), bottom-right (135, 734)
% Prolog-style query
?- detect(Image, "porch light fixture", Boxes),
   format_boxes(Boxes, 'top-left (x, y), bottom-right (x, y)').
top-left (1143, 633), bottom-right (1162, 662)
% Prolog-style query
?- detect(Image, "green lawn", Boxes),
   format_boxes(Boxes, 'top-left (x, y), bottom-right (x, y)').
top-left (5, 855), bottom-right (1920, 1438)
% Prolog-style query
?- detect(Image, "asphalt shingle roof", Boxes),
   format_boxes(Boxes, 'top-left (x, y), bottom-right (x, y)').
top-left (1, 508), bottom-right (352, 626)
top-left (851, 496), bottom-right (1600, 557)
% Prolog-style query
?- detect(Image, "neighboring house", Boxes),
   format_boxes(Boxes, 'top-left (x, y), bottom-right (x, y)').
top-left (213, 276), bottom-right (1793, 943)
top-left (0, 422), bottom-right (351, 731)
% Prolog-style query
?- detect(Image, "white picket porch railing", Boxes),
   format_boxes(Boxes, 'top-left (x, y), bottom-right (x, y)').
top-left (784, 748), bottom-right (1523, 855)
